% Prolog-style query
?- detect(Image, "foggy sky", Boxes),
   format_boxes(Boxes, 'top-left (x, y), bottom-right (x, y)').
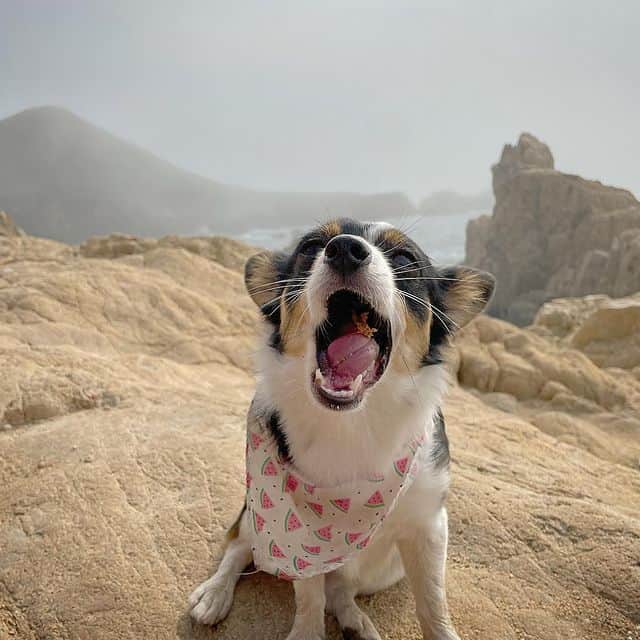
top-left (1, 1), bottom-right (638, 200)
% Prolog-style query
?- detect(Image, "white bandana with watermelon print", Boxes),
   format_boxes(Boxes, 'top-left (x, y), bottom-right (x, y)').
top-left (244, 413), bottom-right (429, 580)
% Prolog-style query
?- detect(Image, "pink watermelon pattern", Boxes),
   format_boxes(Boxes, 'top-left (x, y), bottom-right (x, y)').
top-left (314, 524), bottom-right (333, 542)
top-left (329, 498), bottom-right (351, 513)
top-left (253, 511), bottom-right (265, 534)
top-left (364, 490), bottom-right (385, 509)
top-left (344, 531), bottom-right (362, 545)
top-left (393, 456), bottom-right (409, 477)
top-left (356, 535), bottom-right (371, 550)
top-left (301, 544), bottom-right (321, 556)
top-left (293, 556), bottom-right (312, 571)
top-left (269, 540), bottom-right (287, 559)
top-left (249, 431), bottom-right (263, 450)
top-left (260, 488), bottom-right (274, 509)
top-left (245, 415), bottom-right (430, 580)
top-left (284, 509), bottom-right (302, 532)
top-left (306, 501), bottom-right (324, 518)
top-left (282, 472), bottom-right (299, 494)
top-left (261, 457), bottom-right (278, 476)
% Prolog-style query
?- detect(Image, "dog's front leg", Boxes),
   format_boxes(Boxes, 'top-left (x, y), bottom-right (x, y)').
top-left (285, 574), bottom-right (326, 640)
top-left (398, 507), bottom-right (460, 640)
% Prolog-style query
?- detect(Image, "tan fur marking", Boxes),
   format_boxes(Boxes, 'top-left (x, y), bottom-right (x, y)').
top-left (280, 289), bottom-right (309, 357)
top-left (444, 268), bottom-right (493, 328)
top-left (380, 227), bottom-right (407, 250)
top-left (245, 252), bottom-right (279, 307)
top-left (392, 300), bottom-right (432, 374)
top-left (226, 506), bottom-right (246, 541)
top-left (321, 220), bottom-right (341, 238)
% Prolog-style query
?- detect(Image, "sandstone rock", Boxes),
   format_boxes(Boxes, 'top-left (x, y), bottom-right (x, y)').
top-left (455, 314), bottom-right (640, 470)
top-left (466, 133), bottom-right (640, 324)
top-left (491, 132), bottom-right (554, 196)
top-left (1, 228), bottom-right (639, 639)
top-left (533, 293), bottom-right (640, 370)
top-left (0, 210), bottom-right (24, 237)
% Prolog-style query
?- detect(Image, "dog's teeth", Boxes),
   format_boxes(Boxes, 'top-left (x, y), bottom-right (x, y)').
top-left (314, 368), bottom-right (324, 383)
top-left (319, 385), bottom-right (355, 399)
top-left (350, 374), bottom-right (364, 393)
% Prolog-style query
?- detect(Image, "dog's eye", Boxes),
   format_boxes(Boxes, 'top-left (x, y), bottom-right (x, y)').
top-left (391, 251), bottom-right (416, 269)
top-left (299, 239), bottom-right (324, 256)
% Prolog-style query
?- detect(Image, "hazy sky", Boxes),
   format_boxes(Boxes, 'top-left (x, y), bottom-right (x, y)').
top-left (1, 1), bottom-right (638, 200)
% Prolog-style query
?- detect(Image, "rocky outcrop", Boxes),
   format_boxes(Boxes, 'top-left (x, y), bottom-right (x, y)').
top-left (1, 226), bottom-right (639, 639)
top-left (533, 293), bottom-right (640, 372)
top-left (454, 309), bottom-right (640, 470)
top-left (466, 133), bottom-right (640, 325)
top-left (0, 210), bottom-right (24, 236)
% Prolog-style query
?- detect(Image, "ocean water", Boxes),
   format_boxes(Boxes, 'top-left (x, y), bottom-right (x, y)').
top-left (233, 210), bottom-right (480, 265)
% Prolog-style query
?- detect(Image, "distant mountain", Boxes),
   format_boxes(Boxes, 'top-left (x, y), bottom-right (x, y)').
top-left (418, 189), bottom-right (493, 215)
top-left (0, 107), bottom-right (415, 243)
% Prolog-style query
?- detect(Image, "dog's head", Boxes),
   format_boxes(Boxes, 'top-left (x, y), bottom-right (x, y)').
top-left (245, 219), bottom-right (494, 412)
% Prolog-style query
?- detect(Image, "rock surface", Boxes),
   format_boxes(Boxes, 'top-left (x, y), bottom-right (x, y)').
top-left (466, 133), bottom-right (640, 325)
top-left (1, 216), bottom-right (639, 639)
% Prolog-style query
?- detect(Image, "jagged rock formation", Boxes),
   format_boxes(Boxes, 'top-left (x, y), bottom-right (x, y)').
top-left (0, 210), bottom-right (24, 237)
top-left (466, 133), bottom-right (640, 325)
top-left (1, 214), bottom-right (638, 639)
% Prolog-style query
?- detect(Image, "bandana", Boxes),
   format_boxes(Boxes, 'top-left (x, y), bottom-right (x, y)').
top-left (245, 411), bottom-right (430, 580)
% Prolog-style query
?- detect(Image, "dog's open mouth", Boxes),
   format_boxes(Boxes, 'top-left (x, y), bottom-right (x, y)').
top-left (313, 290), bottom-right (392, 410)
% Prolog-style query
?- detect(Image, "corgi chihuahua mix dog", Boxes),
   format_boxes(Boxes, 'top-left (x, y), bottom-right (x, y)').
top-left (189, 219), bottom-right (495, 640)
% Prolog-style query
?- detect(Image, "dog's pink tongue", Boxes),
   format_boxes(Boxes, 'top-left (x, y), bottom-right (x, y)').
top-left (326, 332), bottom-right (379, 384)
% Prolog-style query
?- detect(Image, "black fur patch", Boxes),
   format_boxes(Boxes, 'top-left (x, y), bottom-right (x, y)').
top-left (431, 408), bottom-right (450, 471)
top-left (267, 411), bottom-right (291, 463)
top-left (341, 628), bottom-right (370, 640)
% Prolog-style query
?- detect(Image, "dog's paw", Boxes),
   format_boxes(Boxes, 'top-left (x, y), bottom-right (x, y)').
top-left (334, 603), bottom-right (381, 640)
top-left (340, 613), bottom-right (381, 640)
top-left (188, 575), bottom-right (235, 626)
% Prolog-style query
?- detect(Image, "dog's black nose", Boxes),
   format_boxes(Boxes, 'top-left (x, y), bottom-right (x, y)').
top-left (324, 235), bottom-right (371, 275)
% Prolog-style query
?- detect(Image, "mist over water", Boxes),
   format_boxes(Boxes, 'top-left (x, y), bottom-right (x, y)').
top-left (233, 211), bottom-right (478, 264)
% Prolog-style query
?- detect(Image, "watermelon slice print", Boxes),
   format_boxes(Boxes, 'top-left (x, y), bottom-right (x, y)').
top-left (253, 511), bottom-right (266, 534)
top-left (313, 524), bottom-right (333, 542)
top-left (324, 556), bottom-right (344, 564)
top-left (282, 472), bottom-right (299, 494)
top-left (393, 456), bottom-right (409, 478)
top-left (284, 508), bottom-right (302, 532)
top-left (364, 490), bottom-right (385, 508)
top-left (269, 540), bottom-right (287, 558)
top-left (344, 531), bottom-right (362, 545)
top-left (329, 498), bottom-right (351, 513)
top-left (249, 431), bottom-right (263, 450)
top-left (366, 471), bottom-right (385, 483)
top-left (245, 471), bottom-right (252, 488)
top-left (301, 544), bottom-right (321, 556)
top-left (306, 501), bottom-right (324, 518)
top-left (261, 457), bottom-right (278, 476)
top-left (260, 488), bottom-right (275, 509)
top-left (356, 535), bottom-right (371, 550)
top-left (276, 569), bottom-right (295, 581)
top-left (304, 482), bottom-right (315, 495)
top-left (293, 556), bottom-right (312, 571)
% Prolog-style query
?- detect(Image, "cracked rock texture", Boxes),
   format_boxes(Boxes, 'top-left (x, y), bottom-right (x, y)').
top-left (466, 133), bottom-right (640, 325)
top-left (1, 214), bottom-right (639, 640)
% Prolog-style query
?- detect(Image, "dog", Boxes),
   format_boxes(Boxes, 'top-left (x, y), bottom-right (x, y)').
top-left (189, 219), bottom-right (495, 640)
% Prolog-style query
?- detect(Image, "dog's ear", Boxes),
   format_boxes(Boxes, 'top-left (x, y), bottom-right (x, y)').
top-left (438, 266), bottom-right (495, 329)
top-left (245, 251), bottom-right (287, 323)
